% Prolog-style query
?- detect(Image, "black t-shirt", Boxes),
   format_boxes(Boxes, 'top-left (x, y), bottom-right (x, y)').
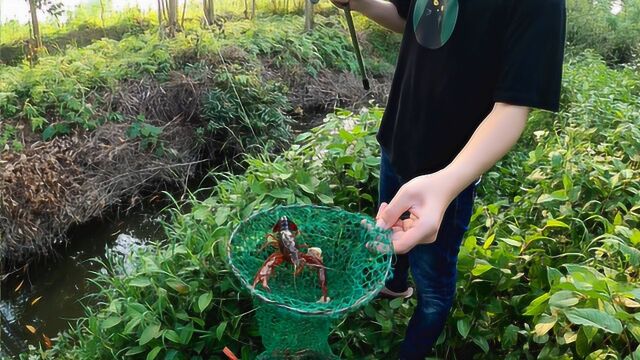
top-left (377, 0), bottom-right (566, 180)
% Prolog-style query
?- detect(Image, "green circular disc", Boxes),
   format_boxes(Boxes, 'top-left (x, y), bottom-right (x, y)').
top-left (412, 0), bottom-right (459, 49)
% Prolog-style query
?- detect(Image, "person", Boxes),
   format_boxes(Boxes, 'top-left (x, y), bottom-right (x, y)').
top-left (330, 0), bottom-right (566, 358)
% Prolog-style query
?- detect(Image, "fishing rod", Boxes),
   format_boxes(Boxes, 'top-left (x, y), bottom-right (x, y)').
top-left (310, 0), bottom-right (370, 90)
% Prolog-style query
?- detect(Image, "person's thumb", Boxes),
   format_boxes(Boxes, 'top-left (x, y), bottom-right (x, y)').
top-left (376, 189), bottom-right (411, 230)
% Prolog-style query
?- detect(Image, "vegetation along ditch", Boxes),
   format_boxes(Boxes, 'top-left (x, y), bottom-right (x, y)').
top-left (0, 0), bottom-right (639, 358)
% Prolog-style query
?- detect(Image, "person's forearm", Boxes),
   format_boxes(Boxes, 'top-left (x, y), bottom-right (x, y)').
top-left (350, 0), bottom-right (406, 33)
top-left (439, 102), bottom-right (530, 199)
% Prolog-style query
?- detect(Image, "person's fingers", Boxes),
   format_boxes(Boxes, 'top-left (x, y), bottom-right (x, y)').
top-left (365, 240), bottom-right (393, 254)
top-left (390, 224), bottom-right (423, 254)
top-left (391, 214), bottom-right (442, 254)
top-left (376, 202), bottom-right (388, 220)
top-left (377, 188), bottom-right (413, 230)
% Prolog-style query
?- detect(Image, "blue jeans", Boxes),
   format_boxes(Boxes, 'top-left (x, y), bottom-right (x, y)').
top-left (379, 150), bottom-right (476, 360)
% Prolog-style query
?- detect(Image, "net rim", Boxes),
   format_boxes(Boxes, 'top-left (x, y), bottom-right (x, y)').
top-left (227, 204), bottom-right (393, 316)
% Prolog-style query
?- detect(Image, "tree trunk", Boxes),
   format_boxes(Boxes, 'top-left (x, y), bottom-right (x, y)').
top-left (203, 0), bottom-right (215, 25)
top-left (244, 0), bottom-right (249, 19)
top-left (157, 0), bottom-right (164, 37)
top-left (180, 0), bottom-right (187, 29)
top-left (304, 0), bottom-right (314, 32)
top-left (167, 0), bottom-right (178, 37)
top-left (99, 0), bottom-right (106, 36)
top-left (28, 0), bottom-right (42, 48)
top-left (251, 0), bottom-right (256, 19)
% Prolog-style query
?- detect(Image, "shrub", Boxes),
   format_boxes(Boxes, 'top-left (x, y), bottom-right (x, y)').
top-left (29, 52), bottom-right (640, 359)
top-left (566, 0), bottom-right (640, 65)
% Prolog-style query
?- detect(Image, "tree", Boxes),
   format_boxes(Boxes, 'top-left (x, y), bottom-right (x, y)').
top-left (27, 0), bottom-right (42, 49)
top-left (167, 0), bottom-right (179, 37)
top-left (304, 0), bottom-right (314, 31)
top-left (25, 0), bottom-right (63, 64)
top-left (157, 0), bottom-right (181, 37)
top-left (203, 0), bottom-right (215, 26)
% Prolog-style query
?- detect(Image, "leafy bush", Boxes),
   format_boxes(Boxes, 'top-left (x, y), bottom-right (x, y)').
top-left (200, 65), bottom-right (292, 157)
top-left (25, 107), bottom-right (383, 359)
top-left (566, 0), bottom-right (640, 64)
top-left (441, 51), bottom-right (640, 358)
top-left (28, 51), bottom-right (640, 359)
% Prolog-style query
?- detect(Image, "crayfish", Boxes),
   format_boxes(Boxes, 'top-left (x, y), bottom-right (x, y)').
top-left (252, 216), bottom-right (329, 302)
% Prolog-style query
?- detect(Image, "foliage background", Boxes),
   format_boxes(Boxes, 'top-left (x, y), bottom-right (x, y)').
top-left (0, 0), bottom-right (638, 359)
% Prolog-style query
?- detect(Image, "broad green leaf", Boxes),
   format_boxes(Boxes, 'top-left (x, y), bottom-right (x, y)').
top-left (482, 234), bottom-right (495, 249)
top-left (269, 188), bottom-right (293, 199)
top-left (576, 328), bottom-right (591, 357)
top-left (532, 333), bottom-right (549, 344)
top-left (618, 241), bottom-right (640, 266)
top-left (101, 316), bottom-right (122, 330)
top-left (630, 229), bottom-right (640, 246)
top-left (389, 297), bottom-right (403, 309)
top-left (146, 346), bottom-right (161, 360)
top-left (534, 314), bottom-right (557, 336)
top-left (472, 336), bottom-right (489, 353)
top-left (614, 212), bottom-right (623, 226)
top-left (537, 190), bottom-right (568, 203)
top-left (316, 193), bottom-right (334, 205)
top-left (628, 345), bottom-right (640, 360)
top-left (546, 219), bottom-right (570, 229)
top-left (564, 308), bottom-right (623, 334)
top-left (129, 277), bottom-right (152, 287)
top-left (627, 323), bottom-right (640, 343)
top-left (164, 329), bottom-right (182, 344)
top-left (197, 291), bottom-right (213, 313)
top-left (457, 318), bottom-right (471, 339)
top-left (124, 317), bottom-right (142, 334)
top-left (192, 206), bottom-right (210, 221)
top-left (549, 290), bottom-right (579, 308)
top-left (125, 346), bottom-right (146, 356)
top-left (524, 293), bottom-right (550, 316)
top-left (298, 183), bottom-right (315, 195)
top-left (215, 207), bottom-right (230, 226)
top-left (502, 324), bottom-right (518, 349)
top-left (139, 323), bottom-right (162, 345)
top-left (499, 237), bottom-right (522, 247)
top-left (216, 321), bottom-right (228, 340)
top-left (471, 259), bottom-right (493, 276)
top-left (164, 350), bottom-right (179, 360)
top-left (166, 279), bottom-right (189, 294)
top-left (563, 331), bottom-right (577, 344)
top-left (547, 267), bottom-right (563, 287)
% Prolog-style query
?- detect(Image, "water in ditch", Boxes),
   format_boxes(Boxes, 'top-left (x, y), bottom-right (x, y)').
top-left (0, 205), bottom-right (165, 357)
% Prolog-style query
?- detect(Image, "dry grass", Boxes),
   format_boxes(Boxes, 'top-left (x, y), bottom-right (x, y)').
top-left (0, 72), bottom-right (210, 267)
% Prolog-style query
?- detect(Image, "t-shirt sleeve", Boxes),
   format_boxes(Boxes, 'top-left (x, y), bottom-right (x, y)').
top-left (389, 0), bottom-right (410, 19)
top-left (493, 0), bottom-right (566, 112)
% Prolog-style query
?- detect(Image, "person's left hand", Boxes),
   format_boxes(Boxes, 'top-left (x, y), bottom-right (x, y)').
top-left (375, 171), bottom-right (457, 254)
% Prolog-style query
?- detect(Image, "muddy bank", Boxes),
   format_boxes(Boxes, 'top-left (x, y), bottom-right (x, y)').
top-left (0, 57), bottom-right (391, 268)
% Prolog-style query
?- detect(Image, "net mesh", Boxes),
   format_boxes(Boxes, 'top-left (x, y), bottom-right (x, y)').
top-left (228, 205), bottom-right (393, 358)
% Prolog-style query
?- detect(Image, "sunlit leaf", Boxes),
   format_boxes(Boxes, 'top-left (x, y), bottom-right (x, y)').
top-left (564, 308), bottom-right (623, 334)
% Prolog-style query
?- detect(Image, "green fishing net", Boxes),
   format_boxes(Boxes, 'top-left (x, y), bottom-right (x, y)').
top-left (228, 205), bottom-right (393, 359)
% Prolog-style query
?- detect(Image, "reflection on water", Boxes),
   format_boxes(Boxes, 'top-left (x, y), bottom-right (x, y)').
top-left (0, 0), bottom-right (157, 23)
top-left (0, 209), bottom-right (163, 357)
